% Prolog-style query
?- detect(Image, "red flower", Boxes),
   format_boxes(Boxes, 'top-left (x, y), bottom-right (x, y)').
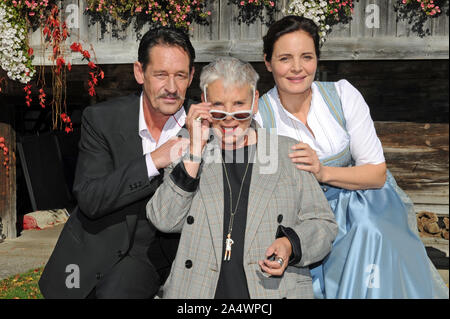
top-left (88, 85), bottom-right (96, 96)
top-left (67, 62), bottom-right (72, 71)
top-left (28, 47), bottom-right (34, 56)
top-left (56, 57), bottom-right (65, 68)
top-left (70, 42), bottom-right (82, 52)
top-left (88, 61), bottom-right (96, 69)
top-left (82, 50), bottom-right (91, 59)
top-left (43, 26), bottom-right (50, 37)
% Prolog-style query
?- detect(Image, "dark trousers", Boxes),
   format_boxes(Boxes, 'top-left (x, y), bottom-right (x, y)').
top-left (87, 219), bottom-right (168, 299)
top-left (88, 254), bottom-right (161, 299)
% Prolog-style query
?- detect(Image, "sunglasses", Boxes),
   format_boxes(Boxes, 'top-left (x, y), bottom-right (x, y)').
top-left (203, 84), bottom-right (255, 121)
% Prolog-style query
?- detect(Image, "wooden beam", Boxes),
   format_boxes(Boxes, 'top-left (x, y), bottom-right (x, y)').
top-left (0, 103), bottom-right (17, 239)
top-left (30, 36), bottom-right (449, 65)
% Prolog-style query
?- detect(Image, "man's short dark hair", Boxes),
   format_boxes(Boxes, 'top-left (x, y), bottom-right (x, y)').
top-left (138, 27), bottom-right (196, 72)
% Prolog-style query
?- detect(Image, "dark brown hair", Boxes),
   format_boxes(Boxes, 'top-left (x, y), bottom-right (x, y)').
top-left (138, 27), bottom-right (196, 72)
top-left (263, 15), bottom-right (321, 62)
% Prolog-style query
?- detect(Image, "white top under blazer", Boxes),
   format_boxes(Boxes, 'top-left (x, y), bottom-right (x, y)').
top-left (254, 79), bottom-right (385, 166)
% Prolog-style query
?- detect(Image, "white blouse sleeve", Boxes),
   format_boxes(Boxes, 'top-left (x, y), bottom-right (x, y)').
top-left (335, 79), bottom-right (385, 166)
top-left (253, 111), bottom-right (263, 127)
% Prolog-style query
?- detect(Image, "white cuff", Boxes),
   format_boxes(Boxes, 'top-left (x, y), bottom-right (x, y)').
top-left (145, 153), bottom-right (160, 179)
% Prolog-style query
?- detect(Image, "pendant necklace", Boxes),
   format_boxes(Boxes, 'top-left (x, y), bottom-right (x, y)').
top-left (221, 146), bottom-right (253, 261)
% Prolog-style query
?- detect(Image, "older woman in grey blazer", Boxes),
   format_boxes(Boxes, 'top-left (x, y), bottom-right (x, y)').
top-left (146, 57), bottom-right (337, 299)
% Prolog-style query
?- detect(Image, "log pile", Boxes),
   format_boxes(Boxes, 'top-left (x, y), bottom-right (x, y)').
top-left (417, 212), bottom-right (449, 240)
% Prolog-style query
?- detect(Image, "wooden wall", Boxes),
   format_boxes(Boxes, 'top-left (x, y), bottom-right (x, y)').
top-left (0, 104), bottom-right (17, 239)
top-left (29, 0), bottom-right (449, 65)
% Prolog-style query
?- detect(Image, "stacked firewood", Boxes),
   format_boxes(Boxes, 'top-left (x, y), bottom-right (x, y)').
top-left (417, 212), bottom-right (449, 240)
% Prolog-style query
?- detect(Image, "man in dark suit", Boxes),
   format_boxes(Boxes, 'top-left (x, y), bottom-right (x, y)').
top-left (38, 27), bottom-right (195, 299)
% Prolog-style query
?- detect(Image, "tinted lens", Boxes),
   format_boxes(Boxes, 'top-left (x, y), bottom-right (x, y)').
top-left (210, 112), bottom-right (227, 120)
top-left (233, 112), bottom-right (252, 120)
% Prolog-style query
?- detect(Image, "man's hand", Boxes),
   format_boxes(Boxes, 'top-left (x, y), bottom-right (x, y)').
top-left (151, 137), bottom-right (190, 170)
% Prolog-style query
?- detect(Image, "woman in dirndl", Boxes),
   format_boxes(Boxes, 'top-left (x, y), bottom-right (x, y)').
top-left (255, 15), bottom-right (448, 299)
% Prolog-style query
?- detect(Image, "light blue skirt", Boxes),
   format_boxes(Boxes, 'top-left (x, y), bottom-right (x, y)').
top-left (310, 179), bottom-right (448, 299)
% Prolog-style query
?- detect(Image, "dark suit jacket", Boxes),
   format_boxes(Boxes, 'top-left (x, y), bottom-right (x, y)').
top-left (39, 93), bottom-right (190, 298)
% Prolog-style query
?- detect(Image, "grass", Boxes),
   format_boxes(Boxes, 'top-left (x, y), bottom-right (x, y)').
top-left (0, 267), bottom-right (43, 299)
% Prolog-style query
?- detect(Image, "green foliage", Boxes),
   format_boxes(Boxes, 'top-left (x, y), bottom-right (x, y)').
top-left (0, 267), bottom-right (44, 299)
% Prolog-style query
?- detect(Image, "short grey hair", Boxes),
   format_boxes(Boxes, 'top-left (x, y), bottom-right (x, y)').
top-left (199, 56), bottom-right (259, 92)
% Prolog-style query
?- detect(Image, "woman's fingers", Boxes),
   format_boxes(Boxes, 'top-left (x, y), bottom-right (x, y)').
top-left (258, 258), bottom-right (287, 277)
top-left (291, 156), bottom-right (313, 165)
top-left (291, 142), bottom-right (312, 151)
top-left (187, 103), bottom-right (213, 124)
top-left (259, 239), bottom-right (290, 277)
top-left (295, 164), bottom-right (315, 172)
top-left (288, 150), bottom-right (310, 158)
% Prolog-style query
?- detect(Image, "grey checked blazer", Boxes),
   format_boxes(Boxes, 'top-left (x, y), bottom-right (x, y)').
top-left (146, 123), bottom-right (338, 299)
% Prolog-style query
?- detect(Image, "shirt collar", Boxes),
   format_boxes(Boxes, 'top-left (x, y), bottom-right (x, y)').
top-left (268, 84), bottom-right (317, 125)
top-left (138, 92), bottom-right (186, 140)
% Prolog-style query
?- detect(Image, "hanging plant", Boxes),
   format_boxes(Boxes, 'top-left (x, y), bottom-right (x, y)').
top-left (394, 0), bottom-right (449, 37)
top-left (0, 1), bottom-right (36, 84)
top-left (228, 0), bottom-right (278, 26)
top-left (0, 0), bottom-right (104, 133)
top-left (0, 136), bottom-right (10, 176)
top-left (85, 0), bottom-right (212, 40)
top-left (284, 0), bottom-right (358, 44)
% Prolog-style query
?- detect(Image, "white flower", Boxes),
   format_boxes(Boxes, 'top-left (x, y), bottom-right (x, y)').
top-left (286, 0), bottom-right (333, 43)
top-left (0, 2), bottom-right (35, 84)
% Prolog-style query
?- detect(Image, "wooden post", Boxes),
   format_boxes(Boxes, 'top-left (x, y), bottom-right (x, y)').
top-left (0, 103), bottom-right (17, 239)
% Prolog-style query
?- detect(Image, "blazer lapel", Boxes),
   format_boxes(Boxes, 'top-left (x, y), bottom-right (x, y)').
top-left (244, 128), bottom-right (281, 257)
top-left (119, 95), bottom-right (142, 160)
top-left (198, 141), bottom-right (225, 270)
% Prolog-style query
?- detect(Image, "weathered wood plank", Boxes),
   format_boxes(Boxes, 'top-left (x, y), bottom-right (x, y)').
top-left (0, 104), bottom-right (17, 240)
top-left (28, 0), bottom-right (449, 64)
top-left (219, 0), bottom-right (232, 40)
top-left (230, 2), bottom-right (241, 41)
top-left (385, 0), bottom-right (398, 37)
top-left (415, 204), bottom-right (449, 216)
top-left (209, 0), bottom-right (220, 41)
top-left (350, 0), bottom-right (367, 38)
top-left (372, 0), bottom-right (387, 37)
top-left (375, 121), bottom-right (449, 210)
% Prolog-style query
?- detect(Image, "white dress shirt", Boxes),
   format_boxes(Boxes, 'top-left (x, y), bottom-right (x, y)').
top-left (139, 93), bottom-right (186, 178)
top-left (254, 79), bottom-right (385, 166)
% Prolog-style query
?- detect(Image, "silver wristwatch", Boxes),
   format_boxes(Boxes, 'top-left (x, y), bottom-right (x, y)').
top-left (183, 152), bottom-right (202, 163)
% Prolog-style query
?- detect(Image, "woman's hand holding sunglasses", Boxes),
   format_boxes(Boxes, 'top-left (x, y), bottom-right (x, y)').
top-left (186, 102), bottom-right (213, 157)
